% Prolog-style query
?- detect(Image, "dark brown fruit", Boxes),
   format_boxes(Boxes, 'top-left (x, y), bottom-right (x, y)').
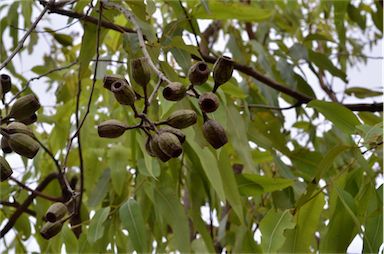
top-left (202, 119), bottom-right (228, 149)
top-left (131, 57), bottom-right (151, 87)
top-left (188, 61), bottom-right (210, 86)
top-left (103, 75), bottom-right (125, 91)
top-left (145, 136), bottom-right (157, 157)
top-left (46, 202), bottom-right (68, 222)
top-left (150, 135), bottom-right (171, 162)
top-left (111, 80), bottom-right (136, 106)
top-left (159, 126), bottom-right (186, 144)
top-left (6, 122), bottom-right (34, 137)
top-left (198, 92), bottom-right (220, 113)
top-left (97, 119), bottom-right (127, 138)
top-left (40, 221), bottom-right (63, 239)
top-left (212, 56), bottom-right (234, 90)
top-left (166, 110), bottom-right (197, 129)
top-left (162, 82), bottom-right (186, 101)
top-left (1, 137), bottom-right (12, 154)
top-left (0, 74), bottom-right (12, 95)
top-left (8, 94), bottom-right (40, 120)
top-left (18, 113), bottom-right (37, 125)
top-left (157, 132), bottom-right (183, 158)
top-left (7, 133), bottom-right (40, 159)
top-left (0, 156), bottom-right (13, 182)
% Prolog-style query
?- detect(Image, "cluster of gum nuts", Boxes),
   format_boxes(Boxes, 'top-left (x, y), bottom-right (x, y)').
top-left (98, 56), bottom-right (235, 162)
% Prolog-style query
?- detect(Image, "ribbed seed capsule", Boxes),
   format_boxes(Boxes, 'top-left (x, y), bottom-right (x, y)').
top-left (131, 57), bottom-right (151, 87)
top-left (0, 156), bottom-right (13, 182)
top-left (202, 119), bottom-right (228, 149)
top-left (46, 202), bottom-right (68, 222)
top-left (166, 110), bottom-right (197, 129)
top-left (162, 82), bottom-right (186, 101)
top-left (198, 92), bottom-right (220, 113)
top-left (6, 122), bottom-right (34, 137)
top-left (212, 56), bottom-right (234, 90)
top-left (97, 119), bottom-right (127, 138)
top-left (150, 135), bottom-right (171, 162)
top-left (188, 61), bottom-right (210, 86)
top-left (157, 132), bottom-right (182, 158)
top-left (1, 137), bottom-right (12, 153)
top-left (159, 126), bottom-right (186, 144)
top-left (111, 80), bottom-right (136, 106)
top-left (19, 113), bottom-right (37, 125)
top-left (0, 74), bottom-right (12, 95)
top-left (40, 221), bottom-right (63, 239)
top-left (103, 75), bottom-right (125, 91)
top-left (8, 94), bottom-right (40, 120)
top-left (8, 133), bottom-right (40, 159)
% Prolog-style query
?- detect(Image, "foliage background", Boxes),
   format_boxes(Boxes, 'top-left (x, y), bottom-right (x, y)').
top-left (0, 0), bottom-right (383, 253)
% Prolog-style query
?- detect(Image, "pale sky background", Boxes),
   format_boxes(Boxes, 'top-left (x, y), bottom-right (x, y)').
top-left (0, 1), bottom-right (382, 253)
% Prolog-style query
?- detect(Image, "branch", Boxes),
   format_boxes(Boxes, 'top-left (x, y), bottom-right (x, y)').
top-left (0, 2), bottom-right (51, 71)
top-left (9, 176), bottom-right (63, 202)
top-left (0, 173), bottom-right (58, 238)
top-left (0, 201), bottom-right (36, 216)
top-left (246, 102), bottom-right (302, 111)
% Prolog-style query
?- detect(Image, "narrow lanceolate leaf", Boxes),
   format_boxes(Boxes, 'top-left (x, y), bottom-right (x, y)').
top-left (193, 0), bottom-right (273, 21)
top-left (119, 199), bottom-right (149, 253)
top-left (259, 209), bottom-right (295, 253)
top-left (87, 207), bottom-right (110, 243)
top-left (236, 173), bottom-right (294, 196)
top-left (154, 185), bottom-right (190, 252)
top-left (307, 100), bottom-right (361, 134)
top-left (280, 192), bottom-right (325, 253)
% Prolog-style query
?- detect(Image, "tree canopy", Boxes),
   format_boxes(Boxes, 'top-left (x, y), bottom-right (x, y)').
top-left (0, 0), bottom-right (383, 253)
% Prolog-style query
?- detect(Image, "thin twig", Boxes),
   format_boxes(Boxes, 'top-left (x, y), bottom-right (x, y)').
top-left (148, 79), bottom-right (163, 105)
top-left (9, 176), bottom-right (62, 202)
top-left (245, 102), bottom-right (302, 111)
top-left (0, 201), bottom-right (36, 216)
top-left (0, 2), bottom-right (51, 70)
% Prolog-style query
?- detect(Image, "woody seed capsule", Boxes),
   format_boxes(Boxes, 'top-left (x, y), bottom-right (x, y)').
top-left (97, 119), bottom-right (127, 138)
top-left (46, 202), bottom-right (68, 222)
top-left (103, 75), bottom-right (125, 91)
top-left (198, 92), bottom-right (220, 113)
top-left (6, 122), bottom-right (34, 137)
top-left (0, 74), bottom-right (12, 95)
top-left (40, 221), bottom-right (63, 239)
top-left (131, 57), bottom-right (151, 87)
top-left (0, 156), bottom-right (13, 182)
top-left (162, 82), bottom-right (186, 101)
top-left (202, 119), bottom-right (228, 149)
top-left (145, 136), bottom-right (157, 157)
top-left (19, 113), bottom-right (37, 125)
top-left (8, 94), bottom-right (40, 120)
top-left (157, 132), bottom-right (183, 158)
top-left (111, 80), bottom-right (136, 106)
top-left (188, 61), bottom-right (210, 86)
top-left (212, 56), bottom-right (234, 90)
top-left (1, 137), bottom-right (12, 154)
top-left (8, 133), bottom-right (40, 159)
top-left (150, 135), bottom-right (171, 162)
top-left (159, 126), bottom-right (186, 144)
top-left (166, 110), bottom-right (197, 129)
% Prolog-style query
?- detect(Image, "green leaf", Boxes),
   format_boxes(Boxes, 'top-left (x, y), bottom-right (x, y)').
top-left (87, 207), bottom-right (110, 243)
top-left (108, 145), bottom-right (129, 195)
top-left (119, 199), bottom-right (149, 252)
top-left (260, 209), bottom-right (295, 253)
top-left (236, 174), bottom-right (294, 196)
top-left (345, 87), bottom-right (382, 99)
top-left (62, 225), bottom-right (78, 253)
top-left (280, 193), bottom-right (325, 252)
top-left (154, 185), bottom-right (190, 252)
top-left (88, 169), bottom-right (111, 208)
top-left (308, 50), bottom-right (347, 82)
top-left (193, 0), bottom-right (273, 21)
top-left (307, 100), bottom-right (361, 134)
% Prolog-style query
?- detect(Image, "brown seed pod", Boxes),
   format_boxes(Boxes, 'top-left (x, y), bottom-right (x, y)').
top-left (111, 80), bottom-right (136, 106)
top-left (0, 74), bottom-right (12, 95)
top-left (0, 156), bottom-right (13, 182)
top-left (131, 57), bottom-right (151, 87)
top-left (157, 132), bottom-right (183, 158)
top-left (212, 56), bottom-right (234, 90)
top-left (166, 110), bottom-right (197, 129)
top-left (1, 137), bottom-right (12, 154)
top-left (97, 119), bottom-right (127, 138)
top-left (103, 75), bottom-right (125, 91)
top-left (188, 61), bottom-right (210, 86)
top-left (150, 135), bottom-right (171, 162)
top-left (18, 113), bottom-right (37, 125)
top-left (198, 92), bottom-right (220, 113)
top-left (40, 221), bottom-right (63, 240)
top-left (159, 126), bottom-right (186, 144)
top-left (46, 202), bottom-right (68, 222)
top-left (162, 82), bottom-right (186, 101)
top-left (145, 136), bottom-right (157, 157)
top-left (202, 119), bottom-right (228, 149)
top-left (6, 122), bottom-right (34, 137)
top-left (8, 94), bottom-right (40, 120)
top-left (7, 133), bottom-right (40, 159)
